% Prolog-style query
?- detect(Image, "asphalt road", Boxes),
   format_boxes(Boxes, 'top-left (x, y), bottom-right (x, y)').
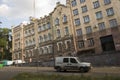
top-left (0, 66), bottom-right (120, 80)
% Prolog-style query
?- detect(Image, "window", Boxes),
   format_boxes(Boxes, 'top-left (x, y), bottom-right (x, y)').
top-left (41, 26), bottom-right (44, 31)
top-left (71, 0), bottom-right (77, 7)
top-left (63, 58), bottom-right (69, 63)
top-left (63, 15), bottom-right (67, 23)
top-left (86, 26), bottom-right (92, 34)
top-left (75, 18), bottom-right (80, 26)
top-left (66, 41), bottom-right (71, 49)
top-left (73, 9), bottom-right (79, 16)
top-left (39, 36), bottom-right (43, 43)
top-left (88, 38), bottom-right (94, 47)
top-left (80, 0), bottom-right (85, 3)
top-left (29, 40), bottom-right (32, 45)
top-left (55, 18), bottom-right (59, 26)
top-left (76, 29), bottom-right (82, 36)
top-left (43, 24), bottom-right (46, 30)
top-left (81, 5), bottom-right (87, 13)
top-left (47, 22), bottom-right (51, 29)
top-left (83, 15), bottom-right (90, 23)
top-left (28, 29), bottom-right (31, 34)
top-left (38, 26), bottom-right (41, 32)
top-left (93, 1), bottom-right (100, 9)
top-left (109, 19), bottom-right (118, 27)
top-left (98, 22), bottom-right (105, 30)
top-left (44, 47), bottom-right (48, 54)
top-left (32, 28), bottom-right (34, 34)
top-left (48, 46), bottom-right (53, 53)
top-left (58, 43), bottom-right (62, 51)
top-left (57, 29), bottom-right (61, 37)
top-left (96, 11), bottom-right (103, 19)
top-left (44, 35), bottom-right (47, 41)
top-left (70, 58), bottom-right (77, 63)
top-left (48, 33), bottom-right (52, 40)
top-left (32, 38), bottom-right (35, 44)
top-left (106, 7), bottom-right (114, 16)
top-left (78, 40), bottom-right (84, 48)
top-left (104, 0), bottom-right (111, 5)
top-left (65, 27), bottom-right (69, 35)
top-left (25, 40), bottom-right (28, 46)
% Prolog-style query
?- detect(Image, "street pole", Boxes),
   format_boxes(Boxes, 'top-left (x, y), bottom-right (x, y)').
top-left (35, 47), bottom-right (39, 73)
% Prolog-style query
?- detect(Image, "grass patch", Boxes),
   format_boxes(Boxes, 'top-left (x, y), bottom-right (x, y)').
top-left (12, 73), bottom-right (120, 80)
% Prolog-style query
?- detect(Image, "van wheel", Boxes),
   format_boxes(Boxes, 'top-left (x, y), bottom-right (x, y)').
top-left (79, 67), bottom-right (85, 73)
top-left (56, 67), bottom-right (61, 72)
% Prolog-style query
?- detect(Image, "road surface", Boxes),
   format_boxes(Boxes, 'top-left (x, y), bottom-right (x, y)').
top-left (0, 66), bottom-right (120, 80)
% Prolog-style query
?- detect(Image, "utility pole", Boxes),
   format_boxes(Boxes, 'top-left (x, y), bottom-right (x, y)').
top-left (33, 0), bottom-right (36, 18)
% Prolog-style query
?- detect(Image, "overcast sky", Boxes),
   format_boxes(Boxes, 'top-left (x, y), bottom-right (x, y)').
top-left (0, 0), bottom-right (66, 28)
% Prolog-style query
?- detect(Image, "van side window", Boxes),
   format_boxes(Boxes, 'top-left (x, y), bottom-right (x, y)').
top-left (70, 58), bottom-right (77, 63)
top-left (63, 58), bottom-right (69, 63)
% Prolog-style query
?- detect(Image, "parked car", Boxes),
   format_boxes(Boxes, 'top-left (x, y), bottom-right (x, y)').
top-left (13, 60), bottom-right (25, 64)
top-left (54, 57), bottom-right (91, 72)
top-left (1, 60), bottom-right (13, 66)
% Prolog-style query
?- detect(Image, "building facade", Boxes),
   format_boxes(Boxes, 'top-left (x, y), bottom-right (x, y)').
top-left (69, 0), bottom-right (120, 56)
top-left (12, 0), bottom-right (120, 62)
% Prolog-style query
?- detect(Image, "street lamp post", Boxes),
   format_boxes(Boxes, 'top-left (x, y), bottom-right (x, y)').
top-left (34, 46), bottom-right (39, 73)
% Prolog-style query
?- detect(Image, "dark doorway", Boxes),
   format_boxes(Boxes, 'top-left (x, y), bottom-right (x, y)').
top-left (100, 35), bottom-right (115, 52)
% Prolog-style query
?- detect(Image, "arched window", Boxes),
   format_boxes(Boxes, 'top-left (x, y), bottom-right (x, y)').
top-left (55, 18), bottom-right (59, 26)
top-left (58, 43), bottom-right (62, 51)
top-left (66, 41), bottom-right (71, 50)
top-left (47, 22), bottom-right (51, 29)
top-left (39, 36), bottom-right (43, 43)
top-left (44, 47), bottom-right (48, 54)
top-left (57, 29), bottom-right (61, 37)
top-left (26, 40), bottom-right (28, 46)
top-left (44, 35), bottom-right (47, 41)
top-left (39, 48), bottom-right (43, 55)
top-left (63, 15), bottom-right (67, 23)
top-left (29, 39), bottom-right (32, 45)
top-left (48, 46), bottom-right (53, 53)
top-left (32, 38), bottom-right (35, 44)
top-left (48, 33), bottom-right (52, 40)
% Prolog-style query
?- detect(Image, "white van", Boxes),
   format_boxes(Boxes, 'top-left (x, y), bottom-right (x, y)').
top-left (54, 57), bottom-right (91, 72)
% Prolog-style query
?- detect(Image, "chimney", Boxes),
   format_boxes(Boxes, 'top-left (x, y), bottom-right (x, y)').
top-left (56, 2), bottom-right (60, 6)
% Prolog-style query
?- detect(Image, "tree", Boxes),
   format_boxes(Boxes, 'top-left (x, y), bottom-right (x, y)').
top-left (0, 28), bottom-right (12, 60)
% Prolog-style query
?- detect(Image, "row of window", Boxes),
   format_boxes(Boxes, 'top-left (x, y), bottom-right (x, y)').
top-left (39, 33), bottom-right (52, 43)
top-left (78, 38), bottom-right (94, 49)
top-left (74, 7), bottom-right (114, 26)
top-left (24, 28), bottom-right (34, 37)
top-left (57, 41), bottom-right (71, 51)
top-left (76, 19), bottom-right (118, 36)
top-left (14, 33), bottom-right (20, 40)
top-left (25, 38), bottom-right (35, 47)
top-left (14, 42), bottom-right (20, 50)
top-left (56, 27), bottom-right (69, 38)
top-left (71, 0), bottom-right (111, 7)
top-left (25, 46), bottom-right (53, 58)
top-left (55, 15), bottom-right (67, 26)
top-left (38, 22), bottom-right (51, 32)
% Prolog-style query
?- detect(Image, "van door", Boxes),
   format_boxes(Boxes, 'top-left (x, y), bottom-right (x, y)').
top-left (69, 58), bottom-right (79, 70)
top-left (63, 58), bottom-right (69, 70)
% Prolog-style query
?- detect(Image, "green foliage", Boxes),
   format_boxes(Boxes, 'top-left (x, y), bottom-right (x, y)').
top-left (0, 28), bottom-right (12, 60)
top-left (0, 38), bottom-right (7, 47)
top-left (12, 73), bottom-right (120, 80)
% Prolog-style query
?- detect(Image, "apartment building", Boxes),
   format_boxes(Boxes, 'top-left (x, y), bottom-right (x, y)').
top-left (69, 0), bottom-right (120, 56)
top-left (37, 15), bottom-right (53, 62)
top-left (12, 0), bottom-right (120, 62)
top-left (50, 2), bottom-right (75, 57)
top-left (12, 24), bottom-right (24, 61)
